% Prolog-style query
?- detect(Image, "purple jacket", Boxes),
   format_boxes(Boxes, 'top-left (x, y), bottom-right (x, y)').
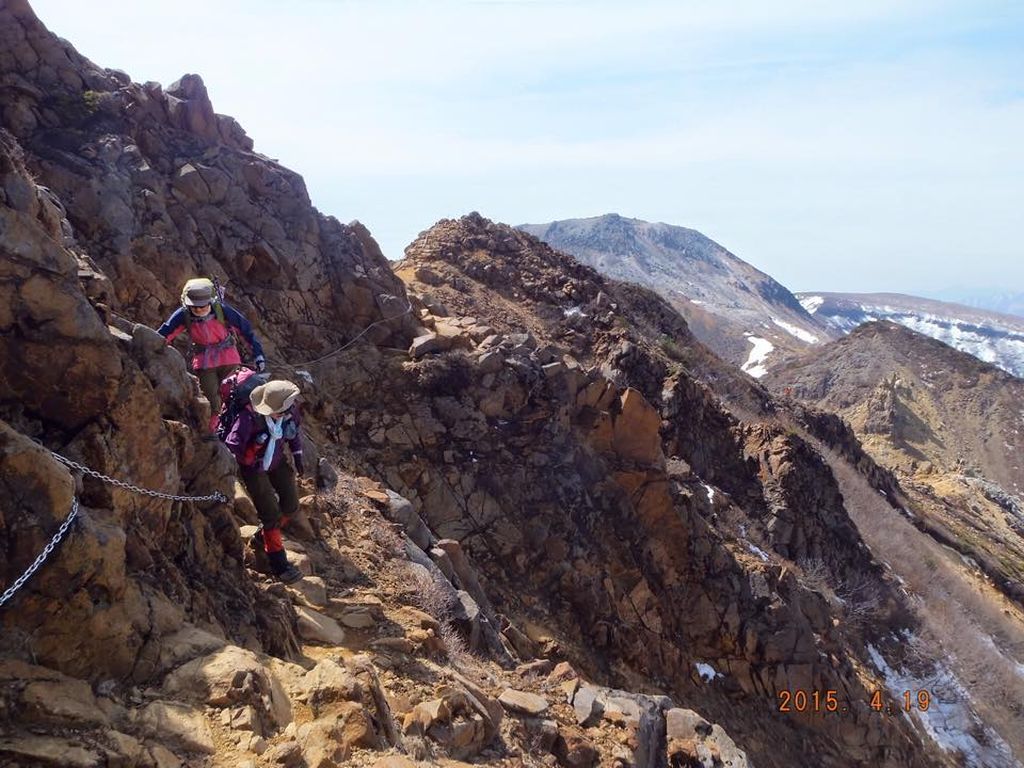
top-left (225, 405), bottom-right (302, 471)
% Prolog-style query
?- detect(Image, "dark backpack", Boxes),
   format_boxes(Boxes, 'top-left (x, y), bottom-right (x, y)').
top-left (216, 367), bottom-right (270, 441)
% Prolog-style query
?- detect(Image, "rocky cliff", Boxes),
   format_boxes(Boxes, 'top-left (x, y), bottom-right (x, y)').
top-left (767, 321), bottom-right (1024, 765)
top-left (0, 2), bottom-right (993, 767)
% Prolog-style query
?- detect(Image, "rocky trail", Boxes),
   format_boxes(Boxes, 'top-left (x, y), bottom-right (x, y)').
top-left (0, 0), bottom-right (1013, 766)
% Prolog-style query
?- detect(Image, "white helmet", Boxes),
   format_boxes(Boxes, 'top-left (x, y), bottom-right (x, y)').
top-left (181, 278), bottom-right (215, 307)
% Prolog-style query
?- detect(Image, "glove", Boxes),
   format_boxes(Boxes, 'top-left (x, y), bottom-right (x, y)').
top-left (254, 355), bottom-right (267, 373)
top-left (294, 454), bottom-right (305, 477)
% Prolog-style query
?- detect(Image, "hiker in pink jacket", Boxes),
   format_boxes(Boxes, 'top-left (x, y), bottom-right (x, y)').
top-left (157, 278), bottom-right (266, 431)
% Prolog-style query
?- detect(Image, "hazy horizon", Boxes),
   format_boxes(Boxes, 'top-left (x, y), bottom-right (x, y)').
top-left (30, 0), bottom-right (1024, 297)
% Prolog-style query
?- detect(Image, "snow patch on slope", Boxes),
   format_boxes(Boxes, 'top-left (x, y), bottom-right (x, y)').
top-left (772, 317), bottom-right (819, 344)
top-left (741, 335), bottom-right (774, 378)
top-left (866, 643), bottom-right (1016, 767)
top-left (695, 662), bottom-right (722, 682)
top-left (890, 313), bottom-right (1022, 371)
top-left (747, 543), bottom-right (771, 562)
top-left (800, 295), bottom-right (825, 314)
top-left (702, 483), bottom-right (716, 504)
top-left (808, 295), bottom-right (1024, 377)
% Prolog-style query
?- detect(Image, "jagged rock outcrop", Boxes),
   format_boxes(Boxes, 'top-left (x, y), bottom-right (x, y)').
top-left (0, 0), bottom-right (415, 365)
top-left (0, 128), bottom-right (263, 684)
top-left (353, 213), bottom-right (946, 766)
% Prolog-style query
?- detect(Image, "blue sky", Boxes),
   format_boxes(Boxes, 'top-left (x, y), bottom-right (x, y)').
top-left (31, 0), bottom-right (1024, 295)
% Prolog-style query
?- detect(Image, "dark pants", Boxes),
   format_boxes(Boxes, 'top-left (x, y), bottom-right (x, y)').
top-left (240, 461), bottom-right (298, 543)
top-left (196, 364), bottom-right (237, 416)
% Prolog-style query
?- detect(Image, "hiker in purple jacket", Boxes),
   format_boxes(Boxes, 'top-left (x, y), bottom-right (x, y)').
top-left (225, 380), bottom-right (305, 584)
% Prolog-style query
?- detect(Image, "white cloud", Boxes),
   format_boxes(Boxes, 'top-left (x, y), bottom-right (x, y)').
top-left (28, 0), bottom-right (1024, 290)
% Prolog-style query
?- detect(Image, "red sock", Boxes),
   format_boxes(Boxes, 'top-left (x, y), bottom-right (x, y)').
top-left (263, 527), bottom-right (284, 554)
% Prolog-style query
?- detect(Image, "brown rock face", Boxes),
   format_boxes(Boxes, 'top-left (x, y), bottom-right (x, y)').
top-left (0, 1), bottom-right (332, 685)
top-left (611, 388), bottom-right (664, 466)
top-left (0, 133), bottom-right (123, 429)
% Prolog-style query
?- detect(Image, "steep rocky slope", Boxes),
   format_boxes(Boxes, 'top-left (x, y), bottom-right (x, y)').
top-left (799, 292), bottom-right (1024, 378)
top-left (388, 216), bottom-right (976, 766)
top-left (0, 1), bottom-right (1007, 766)
top-left (765, 321), bottom-right (1024, 605)
top-left (518, 214), bottom-right (834, 375)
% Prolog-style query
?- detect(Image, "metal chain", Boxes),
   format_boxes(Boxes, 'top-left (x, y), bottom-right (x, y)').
top-left (0, 497), bottom-right (79, 609)
top-left (48, 451), bottom-right (228, 504)
top-left (280, 298), bottom-right (414, 369)
top-left (0, 447), bottom-right (228, 608)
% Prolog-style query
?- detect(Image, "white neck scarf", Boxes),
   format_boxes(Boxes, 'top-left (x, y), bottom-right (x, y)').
top-left (262, 415), bottom-right (284, 471)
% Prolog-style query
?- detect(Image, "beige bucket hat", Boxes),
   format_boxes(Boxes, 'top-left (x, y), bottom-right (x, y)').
top-left (250, 380), bottom-right (300, 415)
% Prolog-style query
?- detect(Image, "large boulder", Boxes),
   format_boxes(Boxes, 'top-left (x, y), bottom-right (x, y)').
top-left (665, 708), bottom-right (748, 767)
top-left (611, 388), bottom-right (664, 466)
top-left (161, 645), bottom-right (291, 733)
top-left (135, 700), bottom-right (216, 755)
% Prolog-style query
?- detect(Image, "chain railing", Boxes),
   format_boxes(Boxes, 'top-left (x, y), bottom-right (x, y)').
top-left (279, 297), bottom-right (414, 369)
top-left (1, 448), bottom-right (229, 610)
top-left (48, 451), bottom-right (228, 503)
top-left (0, 498), bottom-right (79, 608)
top-left (3, 295), bottom-right (409, 608)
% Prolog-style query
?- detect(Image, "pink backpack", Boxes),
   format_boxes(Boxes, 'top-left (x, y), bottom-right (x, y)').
top-left (216, 367), bottom-right (269, 440)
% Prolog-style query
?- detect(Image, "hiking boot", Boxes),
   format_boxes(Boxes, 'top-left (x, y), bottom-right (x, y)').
top-left (275, 564), bottom-right (304, 585)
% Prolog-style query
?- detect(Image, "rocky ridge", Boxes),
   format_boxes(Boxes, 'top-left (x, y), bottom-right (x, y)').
top-left (0, 14), bottom-right (753, 768)
top-left (389, 215), bottom-right (954, 765)
top-left (0, 2), bottom-right (986, 767)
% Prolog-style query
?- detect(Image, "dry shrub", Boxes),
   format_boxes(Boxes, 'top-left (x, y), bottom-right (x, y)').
top-left (408, 564), bottom-right (457, 619)
top-left (835, 571), bottom-right (883, 630)
top-left (407, 564), bottom-right (473, 667)
top-left (405, 351), bottom-right (473, 396)
top-left (367, 517), bottom-right (405, 560)
top-left (797, 557), bottom-right (833, 593)
top-left (438, 622), bottom-right (470, 665)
